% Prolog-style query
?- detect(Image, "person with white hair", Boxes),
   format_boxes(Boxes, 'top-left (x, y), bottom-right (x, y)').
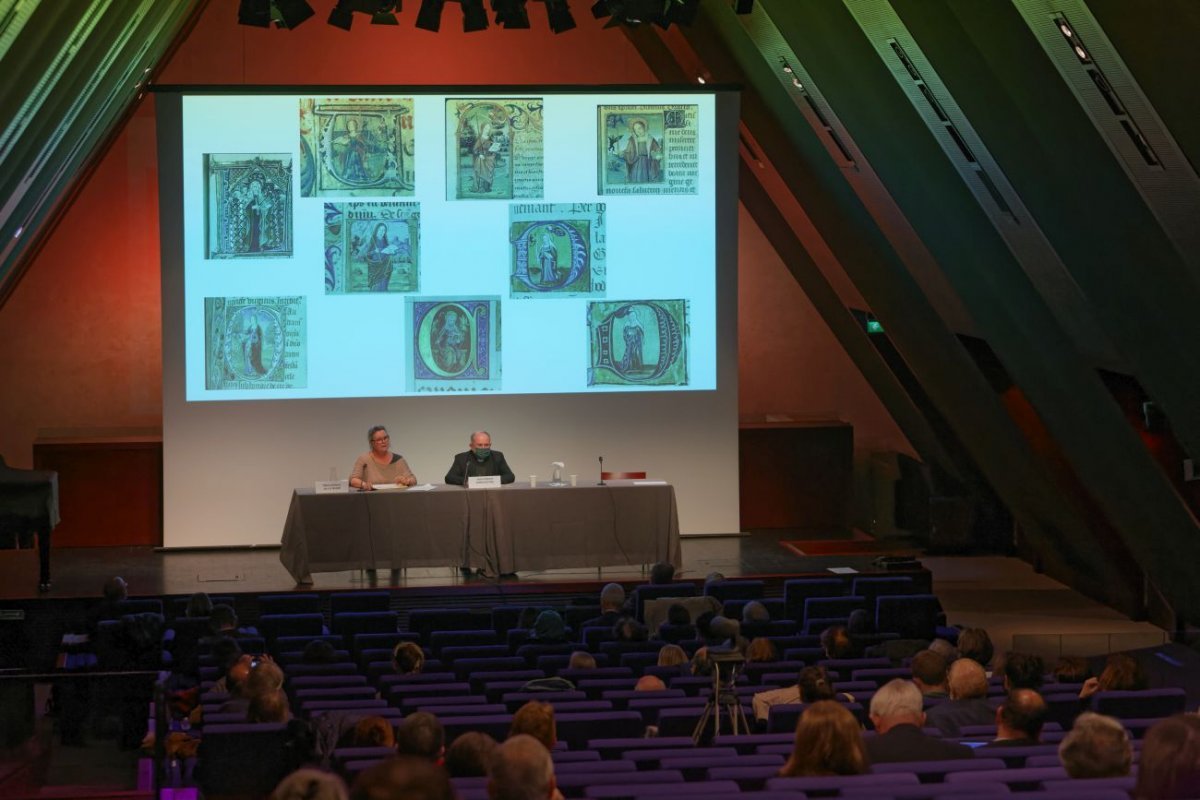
top-left (1059, 712), bottom-right (1133, 778)
top-left (864, 679), bottom-right (975, 764)
top-left (578, 583), bottom-right (627, 632)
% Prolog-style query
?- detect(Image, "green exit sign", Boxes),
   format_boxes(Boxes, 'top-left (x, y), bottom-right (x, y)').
top-left (866, 319), bottom-right (885, 334)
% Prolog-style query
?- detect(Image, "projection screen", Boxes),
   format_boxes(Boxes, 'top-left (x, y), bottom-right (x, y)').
top-left (158, 87), bottom-right (739, 548)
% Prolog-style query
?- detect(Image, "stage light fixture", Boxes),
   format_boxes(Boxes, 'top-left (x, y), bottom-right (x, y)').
top-left (371, 1), bottom-right (401, 25)
top-left (590, 0), bottom-right (612, 17)
top-left (415, 0), bottom-right (445, 30)
top-left (462, 0), bottom-right (490, 31)
top-left (662, 0), bottom-right (699, 28)
top-left (328, 0), bottom-right (355, 29)
top-left (238, 0), bottom-right (272, 27)
top-left (546, 0), bottom-right (576, 33)
top-left (493, 0), bottom-right (530, 28)
top-left (274, 0), bottom-right (315, 28)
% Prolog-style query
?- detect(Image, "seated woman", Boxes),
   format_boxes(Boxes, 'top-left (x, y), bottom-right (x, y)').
top-left (752, 665), bottom-right (845, 726)
top-left (778, 700), bottom-right (866, 777)
top-left (350, 426), bottom-right (417, 490)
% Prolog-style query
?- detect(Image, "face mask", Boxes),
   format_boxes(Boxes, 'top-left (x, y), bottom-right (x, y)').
top-left (473, 448), bottom-right (491, 460)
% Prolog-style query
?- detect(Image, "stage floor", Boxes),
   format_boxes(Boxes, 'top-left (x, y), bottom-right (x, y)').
top-left (0, 529), bottom-right (918, 600)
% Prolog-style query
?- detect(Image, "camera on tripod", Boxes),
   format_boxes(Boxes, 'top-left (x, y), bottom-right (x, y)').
top-left (693, 648), bottom-right (749, 742)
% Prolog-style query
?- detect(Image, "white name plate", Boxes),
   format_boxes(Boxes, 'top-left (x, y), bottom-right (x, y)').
top-left (467, 475), bottom-right (502, 489)
top-left (314, 479), bottom-right (350, 494)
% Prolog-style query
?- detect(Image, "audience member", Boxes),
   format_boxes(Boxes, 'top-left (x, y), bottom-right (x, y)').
top-left (209, 637), bottom-right (244, 694)
top-left (351, 716), bottom-right (396, 749)
top-left (635, 675), bottom-right (667, 692)
top-left (1052, 656), bottom-right (1091, 684)
top-left (351, 756), bottom-right (453, 800)
top-left (752, 665), bottom-right (836, 724)
top-left (648, 562), bottom-right (676, 585)
top-left (657, 644), bottom-right (687, 669)
top-left (272, 768), bottom-right (349, 800)
top-left (509, 700), bottom-right (556, 751)
top-left (956, 628), bottom-right (994, 671)
top-left (531, 610), bottom-right (568, 643)
top-left (489, 734), bottom-right (559, 800)
top-left (666, 603), bottom-right (691, 626)
top-left (613, 617), bottom-right (648, 642)
top-left (245, 656), bottom-right (285, 697)
top-left (392, 642), bottom-right (425, 675)
top-left (745, 637), bottom-right (778, 663)
top-left (705, 571), bottom-right (726, 583)
top-left (1135, 714), bottom-right (1200, 800)
top-left (248, 688), bottom-right (291, 723)
top-left (444, 731), bottom-right (498, 778)
top-left (1002, 652), bottom-right (1045, 691)
top-left (865, 679), bottom-right (975, 764)
top-left (184, 591), bottom-right (213, 618)
top-left (846, 608), bottom-right (874, 636)
top-left (1080, 652), bottom-right (1148, 698)
top-left (779, 700), bottom-right (867, 777)
top-left (207, 604), bottom-right (241, 638)
top-left (742, 600), bottom-right (770, 624)
top-left (819, 625), bottom-right (856, 659)
top-left (517, 607), bottom-right (541, 630)
top-left (84, 576), bottom-right (128, 634)
top-left (566, 651), bottom-right (596, 670)
top-left (694, 611), bottom-right (717, 642)
top-left (1058, 712), bottom-right (1132, 779)
top-left (991, 689), bottom-right (1047, 745)
top-left (216, 655), bottom-right (255, 715)
top-left (707, 616), bottom-right (745, 650)
top-left (579, 584), bottom-right (626, 631)
top-left (927, 638), bottom-right (958, 664)
top-left (925, 657), bottom-right (995, 738)
top-left (690, 647), bottom-right (714, 677)
top-left (302, 639), bottom-right (338, 664)
top-left (910, 650), bottom-right (949, 698)
top-left (395, 711), bottom-right (445, 762)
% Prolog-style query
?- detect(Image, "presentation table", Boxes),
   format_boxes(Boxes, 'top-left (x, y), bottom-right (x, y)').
top-left (279, 481), bottom-right (681, 584)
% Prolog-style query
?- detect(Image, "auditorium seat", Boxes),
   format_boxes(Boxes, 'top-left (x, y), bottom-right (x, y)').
top-left (429, 629), bottom-right (500, 654)
top-left (258, 593), bottom-right (321, 615)
top-left (468, 668), bottom-right (544, 693)
top-left (552, 750), bottom-right (602, 763)
top-left (741, 619), bottom-right (799, 638)
top-left (408, 608), bottom-right (492, 641)
top-left (555, 711), bottom-right (644, 748)
top-left (439, 713), bottom-right (515, 743)
top-left (352, 631), bottom-right (419, 657)
top-left (943, 765), bottom-right (1069, 790)
top-left (195, 723), bottom-right (291, 797)
top-left (766, 772), bottom-right (920, 793)
top-left (329, 591), bottom-right (390, 615)
top-left (299, 698), bottom-right (388, 716)
top-left (441, 644), bottom-right (511, 663)
top-left (972, 743), bottom-right (1061, 767)
top-left (257, 613), bottom-right (327, 644)
top-left (703, 579), bottom-right (766, 604)
top-left (588, 736), bottom-right (697, 759)
top-left (663, 753), bottom-right (785, 781)
top-left (553, 759), bottom-right (635, 775)
top-left (841, 784), bottom-right (1014, 799)
top-left (452, 655), bottom-right (526, 681)
top-left (784, 578), bottom-right (846, 621)
top-left (517, 642), bottom-right (579, 666)
top-left (1091, 688), bottom-right (1187, 719)
top-left (556, 770), bottom-right (683, 799)
top-left (399, 694), bottom-right (493, 713)
top-left (1039, 776), bottom-right (1137, 793)
top-left (331, 611), bottom-right (398, 642)
top-left (870, 757), bottom-right (1008, 780)
top-left (876, 595), bottom-right (942, 640)
top-left (585, 783), bottom-right (742, 800)
top-left (804, 596), bottom-right (867, 625)
top-left (293, 686), bottom-right (375, 703)
top-left (633, 582), bottom-right (698, 621)
top-left (501, 690), bottom-right (587, 711)
top-left (722, 598), bottom-right (787, 621)
top-left (852, 575), bottom-right (916, 611)
top-left (386, 681), bottom-right (472, 706)
top-left (601, 688), bottom-right (686, 710)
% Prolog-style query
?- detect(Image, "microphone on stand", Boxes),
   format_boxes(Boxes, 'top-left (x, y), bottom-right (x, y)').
top-left (462, 455), bottom-right (471, 488)
top-left (598, 456), bottom-right (606, 486)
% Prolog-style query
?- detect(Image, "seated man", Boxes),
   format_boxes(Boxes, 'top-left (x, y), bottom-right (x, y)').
top-left (865, 679), bottom-right (975, 764)
top-left (489, 734), bottom-right (559, 800)
top-left (1059, 712), bottom-right (1133, 778)
top-left (925, 657), bottom-right (997, 738)
top-left (991, 688), bottom-right (1047, 746)
top-left (445, 431), bottom-right (515, 485)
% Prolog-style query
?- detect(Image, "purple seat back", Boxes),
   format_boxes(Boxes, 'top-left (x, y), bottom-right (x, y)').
top-left (439, 713), bottom-right (514, 743)
top-left (587, 735), bottom-right (697, 759)
top-left (469, 669), bottom-right (544, 693)
top-left (1092, 688), bottom-right (1187, 719)
top-left (1039, 775), bottom-right (1137, 793)
top-left (196, 723), bottom-right (290, 795)
top-left (556, 769), bottom-right (684, 798)
top-left (332, 611), bottom-right (397, 639)
top-left (329, 591), bottom-right (390, 615)
top-left (585, 781), bottom-right (741, 799)
top-left (973, 743), bottom-right (1060, 767)
top-left (944, 766), bottom-right (1069, 788)
top-left (662, 753), bottom-right (783, 780)
top-left (870, 757), bottom-right (1006, 779)
top-left (555, 711), bottom-right (644, 748)
top-left (428, 629), bottom-right (500, 653)
top-left (784, 578), bottom-right (846, 620)
top-left (766, 772), bottom-right (922, 792)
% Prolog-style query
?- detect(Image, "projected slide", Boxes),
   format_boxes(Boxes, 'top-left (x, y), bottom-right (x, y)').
top-left (180, 91), bottom-right (715, 400)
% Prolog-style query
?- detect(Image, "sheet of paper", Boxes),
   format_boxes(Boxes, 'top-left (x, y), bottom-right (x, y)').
top-left (827, 566), bottom-right (859, 575)
top-left (372, 483), bottom-right (407, 491)
top-left (632, 480), bottom-right (668, 485)
top-left (407, 483), bottom-right (436, 492)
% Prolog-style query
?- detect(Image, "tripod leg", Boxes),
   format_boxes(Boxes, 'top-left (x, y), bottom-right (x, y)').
top-left (691, 700), bottom-right (715, 743)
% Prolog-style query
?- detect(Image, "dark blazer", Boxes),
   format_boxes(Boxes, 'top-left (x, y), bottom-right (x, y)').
top-left (865, 723), bottom-right (977, 764)
top-left (925, 697), bottom-right (998, 738)
top-left (444, 450), bottom-right (515, 485)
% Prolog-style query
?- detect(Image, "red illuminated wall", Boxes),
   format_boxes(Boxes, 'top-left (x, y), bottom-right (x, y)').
top-left (0, 0), bottom-right (910, 530)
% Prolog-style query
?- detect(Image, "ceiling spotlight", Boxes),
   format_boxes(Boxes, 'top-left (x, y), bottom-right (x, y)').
top-left (493, 0), bottom-right (530, 28)
top-left (273, 0), bottom-right (315, 28)
top-left (328, 0), bottom-right (355, 28)
top-left (463, 0), bottom-right (489, 31)
top-left (546, 0), bottom-right (576, 33)
top-left (238, 0), bottom-right (272, 27)
top-left (415, 0), bottom-right (445, 30)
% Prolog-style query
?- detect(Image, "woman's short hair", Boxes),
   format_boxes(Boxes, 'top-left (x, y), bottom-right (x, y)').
top-left (1059, 712), bottom-right (1132, 779)
top-left (1134, 714), bottom-right (1200, 800)
top-left (657, 644), bottom-right (687, 668)
top-left (957, 628), bottom-right (994, 667)
top-left (509, 700), bottom-right (556, 751)
top-left (797, 666), bottom-right (835, 703)
top-left (392, 641), bottom-right (425, 675)
top-left (352, 716), bottom-right (396, 748)
top-left (272, 768), bottom-right (348, 800)
top-left (745, 637), bottom-right (778, 663)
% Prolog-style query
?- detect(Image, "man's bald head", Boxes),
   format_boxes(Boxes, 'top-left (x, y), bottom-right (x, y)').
top-left (489, 734), bottom-right (555, 800)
